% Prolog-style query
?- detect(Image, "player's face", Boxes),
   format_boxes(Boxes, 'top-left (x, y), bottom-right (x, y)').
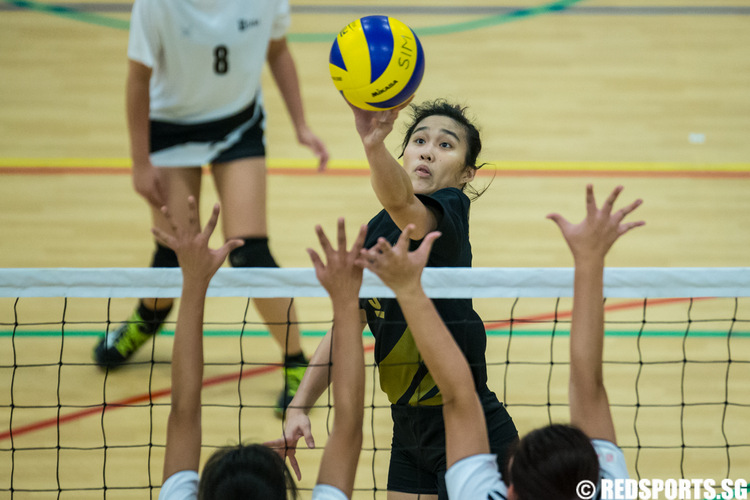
top-left (403, 115), bottom-right (475, 195)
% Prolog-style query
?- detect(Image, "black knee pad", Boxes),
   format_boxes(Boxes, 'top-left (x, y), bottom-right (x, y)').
top-left (229, 237), bottom-right (279, 268)
top-left (150, 242), bottom-right (179, 268)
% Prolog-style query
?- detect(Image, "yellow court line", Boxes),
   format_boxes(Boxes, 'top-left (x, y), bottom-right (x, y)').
top-left (1, 158), bottom-right (749, 176)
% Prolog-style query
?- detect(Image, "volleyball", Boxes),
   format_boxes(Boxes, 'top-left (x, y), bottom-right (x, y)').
top-left (329, 15), bottom-right (425, 111)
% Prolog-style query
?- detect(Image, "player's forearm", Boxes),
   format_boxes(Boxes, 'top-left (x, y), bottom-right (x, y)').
top-left (287, 328), bottom-right (334, 414)
top-left (267, 38), bottom-right (308, 133)
top-left (569, 259), bottom-right (606, 393)
top-left (126, 61), bottom-right (152, 166)
top-left (365, 142), bottom-right (415, 209)
top-left (330, 299), bottom-right (365, 434)
top-left (170, 282), bottom-right (209, 412)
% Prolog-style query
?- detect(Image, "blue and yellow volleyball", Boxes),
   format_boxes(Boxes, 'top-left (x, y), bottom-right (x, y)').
top-left (329, 15), bottom-right (425, 111)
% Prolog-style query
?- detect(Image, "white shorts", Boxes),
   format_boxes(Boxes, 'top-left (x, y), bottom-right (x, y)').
top-left (149, 99), bottom-right (266, 168)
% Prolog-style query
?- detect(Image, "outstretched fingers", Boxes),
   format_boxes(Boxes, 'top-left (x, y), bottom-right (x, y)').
top-left (395, 224), bottom-right (415, 250)
top-left (585, 184), bottom-right (597, 219)
top-left (546, 212), bottom-right (571, 234)
top-left (412, 231), bottom-right (442, 266)
top-left (600, 185), bottom-right (624, 216)
top-left (618, 219), bottom-right (646, 237)
top-left (336, 217), bottom-right (347, 255)
top-left (201, 203), bottom-right (220, 241)
top-left (160, 204), bottom-right (181, 238)
top-left (307, 247), bottom-right (324, 273)
top-left (186, 195), bottom-right (200, 230)
top-left (219, 238), bottom-right (245, 258)
top-left (373, 237), bottom-right (394, 256)
top-left (151, 226), bottom-right (175, 250)
top-left (613, 197), bottom-right (644, 224)
top-left (314, 224), bottom-right (334, 257)
top-left (263, 436), bottom-right (303, 481)
top-left (351, 224), bottom-right (368, 255)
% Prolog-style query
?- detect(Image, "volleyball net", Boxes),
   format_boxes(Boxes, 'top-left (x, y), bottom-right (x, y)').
top-left (1, 267), bottom-right (749, 499)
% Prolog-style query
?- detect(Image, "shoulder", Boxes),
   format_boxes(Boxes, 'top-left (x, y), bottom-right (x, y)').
top-left (445, 454), bottom-right (508, 500)
top-left (418, 187), bottom-right (469, 212)
top-left (592, 439), bottom-right (629, 479)
top-left (417, 188), bottom-right (471, 234)
top-left (312, 483), bottom-right (349, 500)
top-left (158, 470), bottom-right (199, 500)
top-left (419, 188), bottom-right (472, 265)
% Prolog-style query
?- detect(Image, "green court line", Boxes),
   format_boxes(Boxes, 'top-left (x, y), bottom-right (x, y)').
top-left (2, 329), bottom-right (747, 338)
top-left (2, 0), bottom-right (586, 39)
top-left (412, 0), bottom-right (585, 37)
top-left (4, 0), bottom-right (129, 29)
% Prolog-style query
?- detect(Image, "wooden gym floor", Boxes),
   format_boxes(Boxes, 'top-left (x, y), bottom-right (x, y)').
top-left (1, 0), bottom-right (749, 498)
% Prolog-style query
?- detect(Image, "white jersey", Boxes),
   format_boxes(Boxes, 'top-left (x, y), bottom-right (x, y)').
top-left (128, 0), bottom-right (290, 123)
top-left (158, 470), bottom-right (198, 500)
top-left (157, 471), bottom-right (349, 500)
top-left (312, 484), bottom-right (349, 500)
top-left (445, 439), bottom-right (630, 500)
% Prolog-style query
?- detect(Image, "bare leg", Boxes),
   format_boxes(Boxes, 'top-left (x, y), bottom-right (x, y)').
top-left (142, 166), bottom-right (204, 312)
top-left (93, 167), bottom-right (202, 367)
top-left (211, 158), bottom-right (303, 357)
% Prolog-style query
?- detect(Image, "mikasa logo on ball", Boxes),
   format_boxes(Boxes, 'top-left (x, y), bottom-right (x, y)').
top-left (372, 80), bottom-right (398, 97)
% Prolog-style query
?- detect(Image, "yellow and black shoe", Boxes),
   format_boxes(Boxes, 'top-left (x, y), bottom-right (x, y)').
top-left (275, 357), bottom-right (308, 417)
top-left (93, 310), bottom-right (162, 368)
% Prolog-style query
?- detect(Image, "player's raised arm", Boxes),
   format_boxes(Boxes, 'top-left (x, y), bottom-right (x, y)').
top-left (547, 185), bottom-right (644, 443)
top-left (308, 219), bottom-right (368, 498)
top-left (360, 226), bottom-right (489, 468)
top-left (154, 198), bottom-right (243, 481)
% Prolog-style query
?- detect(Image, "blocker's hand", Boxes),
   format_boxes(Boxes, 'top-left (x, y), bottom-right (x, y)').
top-left (360, 224), bottom-right (441, 296)
top-left (547, 185), bottom-right (644, 263)
top-left (151, 197), bottom-right (243, 286)
top-left (264, 409), bottom-right (315, 481)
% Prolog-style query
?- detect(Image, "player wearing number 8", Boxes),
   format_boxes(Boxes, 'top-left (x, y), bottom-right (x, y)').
top-left (95, 0), bottom-right (329, 416)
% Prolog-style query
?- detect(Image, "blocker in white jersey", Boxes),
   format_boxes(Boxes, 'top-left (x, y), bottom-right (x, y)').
top-left (445, 439), bottom-right (631, 500)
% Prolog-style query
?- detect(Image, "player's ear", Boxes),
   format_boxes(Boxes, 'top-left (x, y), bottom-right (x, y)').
top-left (460, 165), bottom-right (476, 185)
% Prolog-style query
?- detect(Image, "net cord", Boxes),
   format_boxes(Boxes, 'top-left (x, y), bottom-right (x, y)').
top-left (1, 267), bottom-right (749, 298)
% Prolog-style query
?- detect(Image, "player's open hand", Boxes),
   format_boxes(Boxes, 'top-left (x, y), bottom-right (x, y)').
top-left (308, 218), bottom-right (367, 303)
top-left (349, 97), bottom-right (413, 150)
top-left (547, 185), bottom-right (645, 262)
top-left (132, 160), bottom-right (166, 208)
top-left (264, 408), bottom-right (315, 482)
top-left (360, 224), bottom-right (441, 296)
top-left (296, 125), bottom-right (330, 172)
top-left (151, 197), bottom-right (243, 286)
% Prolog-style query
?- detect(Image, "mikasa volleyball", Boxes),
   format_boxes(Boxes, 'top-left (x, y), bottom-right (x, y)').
top-left (329, 15), bottom-right (425, 111)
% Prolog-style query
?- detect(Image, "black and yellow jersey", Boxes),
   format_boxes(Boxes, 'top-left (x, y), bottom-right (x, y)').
top-left (360, 188), bottom-right (490, 406)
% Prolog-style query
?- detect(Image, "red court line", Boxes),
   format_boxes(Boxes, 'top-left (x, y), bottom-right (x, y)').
top-left (0, 362), bottom-right (277, 441)
top-left (0, 346), bottom-right (373, 442)
top-left (485, 297), bottom-right (701, 330)
top-left (0, 297), bottom-right (699, 442)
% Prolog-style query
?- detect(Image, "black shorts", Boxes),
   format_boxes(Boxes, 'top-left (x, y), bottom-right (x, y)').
top-left (387, 390), bottom-right (518, 499)
top-left (149, 100), bottom-right (266, 167)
